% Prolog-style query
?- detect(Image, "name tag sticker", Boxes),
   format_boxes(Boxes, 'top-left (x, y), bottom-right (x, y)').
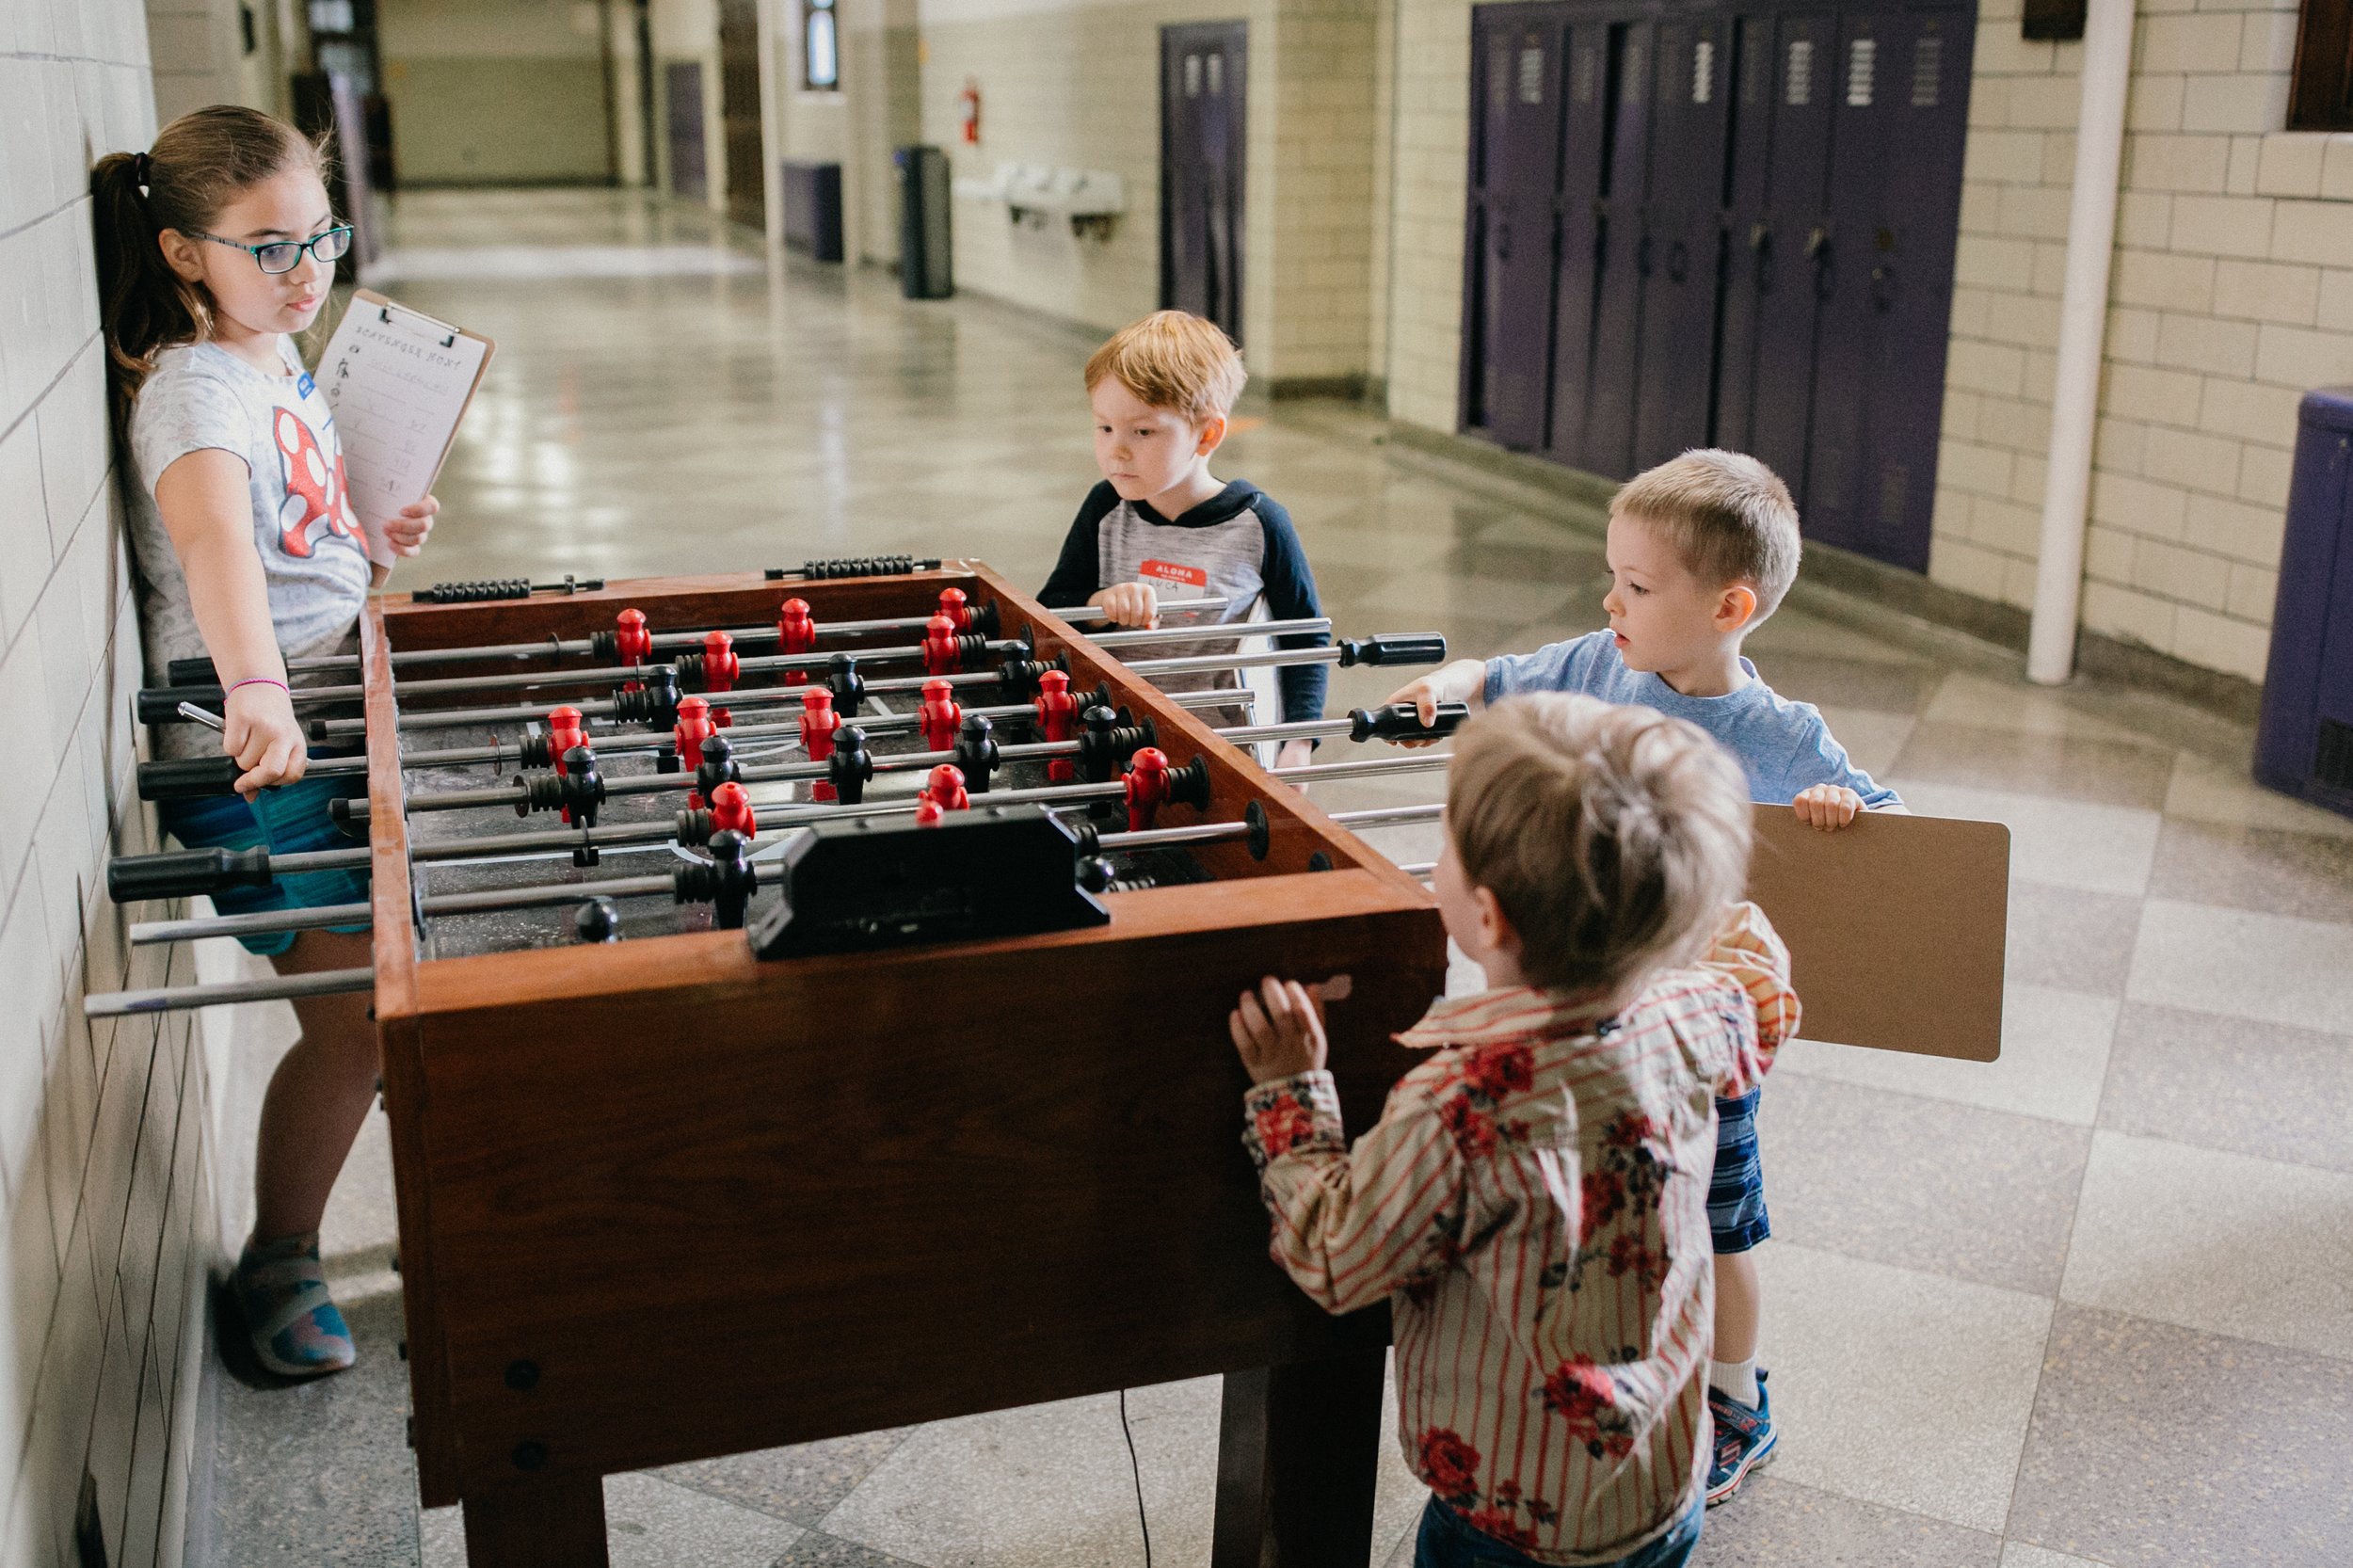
top-left (1140, 558), bottom-right (1209, 588)
top-left (296, 372), bottom-right (316, 399)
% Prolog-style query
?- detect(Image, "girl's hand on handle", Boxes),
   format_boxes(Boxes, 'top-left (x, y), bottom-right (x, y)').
top-left (1383, 659), bottom-right (1488, 746)
top-left (1229, 976), bottom-right (1330, 1085)
top-left (381, 493), bottom-right (438, 557)
top-left (1090, 581), bottom-right (1160, 629)
top-left (223, 680), bottom-right (308, 799)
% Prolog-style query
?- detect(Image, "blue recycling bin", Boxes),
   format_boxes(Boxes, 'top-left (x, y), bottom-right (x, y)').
top-left (2254, 388), bottom-right (2353, 818)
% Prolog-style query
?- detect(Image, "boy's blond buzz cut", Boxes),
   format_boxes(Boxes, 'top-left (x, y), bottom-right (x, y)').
top-left (1613, 449), bottom-right (1803, 621)
top-left (1085, 310), bottom-right (1249, 425)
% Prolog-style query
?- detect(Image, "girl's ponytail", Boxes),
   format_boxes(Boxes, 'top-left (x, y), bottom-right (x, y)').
top-left (90, 106), bottom-right (329, 424)
top-left (93, 148), bottom-right (211, 422)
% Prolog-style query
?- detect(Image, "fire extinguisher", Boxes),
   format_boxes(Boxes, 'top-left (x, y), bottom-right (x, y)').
top-left (958, 77), bottom-right (981, 146)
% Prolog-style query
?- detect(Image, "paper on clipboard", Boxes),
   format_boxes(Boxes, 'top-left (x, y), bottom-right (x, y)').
top-left (318, 288), bottom-right (494, 568)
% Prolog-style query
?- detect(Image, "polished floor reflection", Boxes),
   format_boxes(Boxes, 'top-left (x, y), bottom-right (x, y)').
top-left (210, 190), bottom-right (2353, 1568)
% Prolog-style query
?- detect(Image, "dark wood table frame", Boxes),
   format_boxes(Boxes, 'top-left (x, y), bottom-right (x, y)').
top-left (360, 567), bottom-right (1449, 1567)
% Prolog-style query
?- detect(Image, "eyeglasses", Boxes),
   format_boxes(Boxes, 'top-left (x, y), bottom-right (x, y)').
top-left (187, 224), bottom-right (354, 276)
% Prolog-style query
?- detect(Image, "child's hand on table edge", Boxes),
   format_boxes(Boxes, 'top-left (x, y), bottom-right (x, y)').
top-left (1230, 975), bottom-right (1332, 1085)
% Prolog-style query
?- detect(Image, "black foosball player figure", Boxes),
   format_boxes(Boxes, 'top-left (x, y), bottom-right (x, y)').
top-left (1039, 310), bottom-right (1330, 768)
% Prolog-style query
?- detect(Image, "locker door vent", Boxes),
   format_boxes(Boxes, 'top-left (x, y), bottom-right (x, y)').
top-left (1785, 40), bottom-right (1814, 105)
top-left (1185, 54), bottom-right (1201, 97)
top-left (1693, 39), bottom-right (1715, 103)
top-left (1846, 39), bottom-right (1876, 107)
top-left (1209, 53), bottom-right (1224, 95)
top-left (2318, 718), bottom-right (2353, 792)
top-left (1519, 42), bottom-right (1545, 104)
top-left (1912, 37), bottom-right (1944, 106)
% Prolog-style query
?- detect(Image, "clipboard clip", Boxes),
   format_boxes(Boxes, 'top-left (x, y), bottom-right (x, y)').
top-left (379, 300), bottom-right (460, 348)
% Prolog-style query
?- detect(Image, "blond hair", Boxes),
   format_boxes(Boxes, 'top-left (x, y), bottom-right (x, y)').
top-left (1613, 449), bottom-right (1802, 620)
top-left (1447, 694), bottom-right (1752, 997)
top-left (1084, 310), bottom-right (1248, 424)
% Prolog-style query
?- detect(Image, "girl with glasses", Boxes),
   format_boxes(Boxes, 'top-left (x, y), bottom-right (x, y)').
top-left (93, 105), bottom-right (440, 1380)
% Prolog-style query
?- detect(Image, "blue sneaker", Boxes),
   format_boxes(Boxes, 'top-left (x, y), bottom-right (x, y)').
top-left (233, 1232), bottom-right (356, 1378)
top-left (1705, 1369), bottom-right (1776, 1506)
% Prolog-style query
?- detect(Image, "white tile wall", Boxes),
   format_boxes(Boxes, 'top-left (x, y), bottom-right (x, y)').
top-left (2, 1), bottom-right (227, 1564)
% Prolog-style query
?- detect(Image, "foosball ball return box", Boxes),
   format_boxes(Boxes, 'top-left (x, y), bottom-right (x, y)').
top-left (359, 565), bottom-right (1452, 1567)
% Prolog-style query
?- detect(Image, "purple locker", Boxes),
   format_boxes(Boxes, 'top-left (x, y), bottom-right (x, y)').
top-left (1579, 20), bottom-right (1658, 479)
top-left (1544, 22), bottom-right (1614, 468)
top-left (1631, 15), bottom-right (1736, 471)
top-left (1465, 6), bottom-right (1570, 450)
top-left (2254, 389), bottom-right (2353, 818)
top-left (1713, 10), bottom-right (1837, 489)
top-left (1161, 23), bottom-right (1248, 343)
top-left (1801, 7), bottom-right (1973, 570)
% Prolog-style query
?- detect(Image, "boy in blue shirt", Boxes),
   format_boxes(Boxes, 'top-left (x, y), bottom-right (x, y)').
top-left (1389, 448), bottom-right (1900, 1508)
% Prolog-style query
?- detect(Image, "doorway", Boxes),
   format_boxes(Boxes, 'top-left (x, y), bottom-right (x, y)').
top-left (1161, 22), bottom-right (1249, 343)
top-left (665, 60), bottom-right (707, 202)
top-left (718, 0), bottom-right (766, 231)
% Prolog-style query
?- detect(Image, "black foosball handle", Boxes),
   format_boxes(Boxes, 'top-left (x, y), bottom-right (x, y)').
top-left (137, 684), bottom-right (225, 724)
top-left (137, 755), bottom-right (245, 801)
top-left (1337, 633), bottom-right (1449, 668)
top-left (1349, 701), bottom-right (1470, 743)
top-left (108, 846), bottom-right (275, 903)
top-left (167, 656), bottom-right (218, 687)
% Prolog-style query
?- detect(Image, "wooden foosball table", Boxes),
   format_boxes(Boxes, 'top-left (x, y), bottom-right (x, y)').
top-left (95, 558), bottom-right (2010, 1566)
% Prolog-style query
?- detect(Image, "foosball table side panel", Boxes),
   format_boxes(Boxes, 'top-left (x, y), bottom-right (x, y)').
top-left (392, 879), bottom-right (1446, 1506)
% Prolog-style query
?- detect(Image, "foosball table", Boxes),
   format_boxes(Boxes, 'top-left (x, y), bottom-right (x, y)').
top-left (93, 557), bottom-right (2014, 1567)
top-left (101, 560), bottom-right (1474, 1567)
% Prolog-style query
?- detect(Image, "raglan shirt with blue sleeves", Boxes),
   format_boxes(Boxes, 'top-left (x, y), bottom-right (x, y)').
top-left (1039, 479), bottom-right (1329, 723)
top-left (1484, 631), bottom-right (1902, 808)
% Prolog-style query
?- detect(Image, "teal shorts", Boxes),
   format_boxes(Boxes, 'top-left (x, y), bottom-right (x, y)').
top-left (156, 770), bottom-right (372, 956)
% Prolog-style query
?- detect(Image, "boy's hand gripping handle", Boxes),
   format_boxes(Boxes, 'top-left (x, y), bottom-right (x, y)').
top-left (1348, 701), bottom-right (1470, 743)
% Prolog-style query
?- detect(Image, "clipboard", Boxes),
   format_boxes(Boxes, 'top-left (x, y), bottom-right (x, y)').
top-left (318, 288), bottom-right (495, 569)
top-left (1743, 807), bottom-right (2011, 1061)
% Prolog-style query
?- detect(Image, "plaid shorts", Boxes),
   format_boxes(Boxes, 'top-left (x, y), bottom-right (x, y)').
top-left (157, 770), bottom-right (371, 956)
top-left (1707, 1089), bottom-right (1769, 1255)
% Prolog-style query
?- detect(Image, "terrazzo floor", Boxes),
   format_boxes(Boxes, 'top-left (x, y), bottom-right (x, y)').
top-left (198, 189), bottom-right (2353, 1567)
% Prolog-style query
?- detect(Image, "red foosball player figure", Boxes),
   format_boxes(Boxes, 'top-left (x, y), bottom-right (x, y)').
top-left (701, 630), bottom-right (740, 724)
top-left (1035, 668), bottom-right (1079, 783)
top-left (1125, 747), bottom-right (1170, 831)
top-left (920, 764), bottom-right (969, 814)
top-left (707, 780), bottom-right (756, 840)
top-left (936, 585), bottom-right (971, 630)
top-left (922, 613), bottom-right (963, 676)
top-left (674, 696), bottom-right (718, 807)
top-left (800, 686), bottom-right (840, 802)
top-left (914, 797), bottom-right (945, 826)
top-left (919, 679), bottom-right (962, 753)
top-left (547, 705), bottom-right (590, 824)
top-left (616, 607), bottom-right (652, 694)
top-left (778, 597), bottom-right (815, 686)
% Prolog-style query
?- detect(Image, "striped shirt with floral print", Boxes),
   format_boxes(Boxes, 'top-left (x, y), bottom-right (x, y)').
top-left (1241, 903), bottom-right (1800, 1565)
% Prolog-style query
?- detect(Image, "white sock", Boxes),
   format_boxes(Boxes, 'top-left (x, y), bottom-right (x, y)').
top-left (1709, 1356), bottom-right (1759, 1408)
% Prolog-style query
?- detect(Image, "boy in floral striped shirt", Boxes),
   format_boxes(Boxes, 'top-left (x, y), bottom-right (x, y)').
top-left (1230, 694), bottom-right (1800, 1567)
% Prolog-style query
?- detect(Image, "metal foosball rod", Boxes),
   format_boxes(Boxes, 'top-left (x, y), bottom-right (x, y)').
top-left (132, 682), bottom-right (1267, 802)
top-left (156, 587), bottom-right (1238, 687)
top-left (120, 804), bottom-right (1453, 952)
top-left (140, 615), bottom-right (1326, 724)
top-left (382, 697), bottom-right (1461, 823)
top-left (294, 632), bottom-right (1441, 741)
top-left (86, 964), bottom-right (377, 1018)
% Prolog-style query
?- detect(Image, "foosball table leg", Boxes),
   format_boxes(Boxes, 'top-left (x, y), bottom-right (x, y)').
top-left (460, 1476), bottom-right (610, 1567)
top-left (1211, 1346), bottom-right (1387, 1568)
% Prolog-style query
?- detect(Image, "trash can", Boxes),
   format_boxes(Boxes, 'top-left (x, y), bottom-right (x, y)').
top-left (2254, 387), bottom-right (2353, 818)
top-left (896, 145), bottom-right (952, 299)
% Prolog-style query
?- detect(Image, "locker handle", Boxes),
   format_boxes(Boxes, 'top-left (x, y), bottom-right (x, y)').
top-left (1871, 263), bottom-right (1897, 309)
top-left (1749, 222), bottom-right (1769, 252)
top-left (1804, 224), bottom-right (1831, 259)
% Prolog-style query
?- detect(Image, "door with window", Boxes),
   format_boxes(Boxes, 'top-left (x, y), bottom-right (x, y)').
top-left (1161, 23), bottom-right (1249, 343)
